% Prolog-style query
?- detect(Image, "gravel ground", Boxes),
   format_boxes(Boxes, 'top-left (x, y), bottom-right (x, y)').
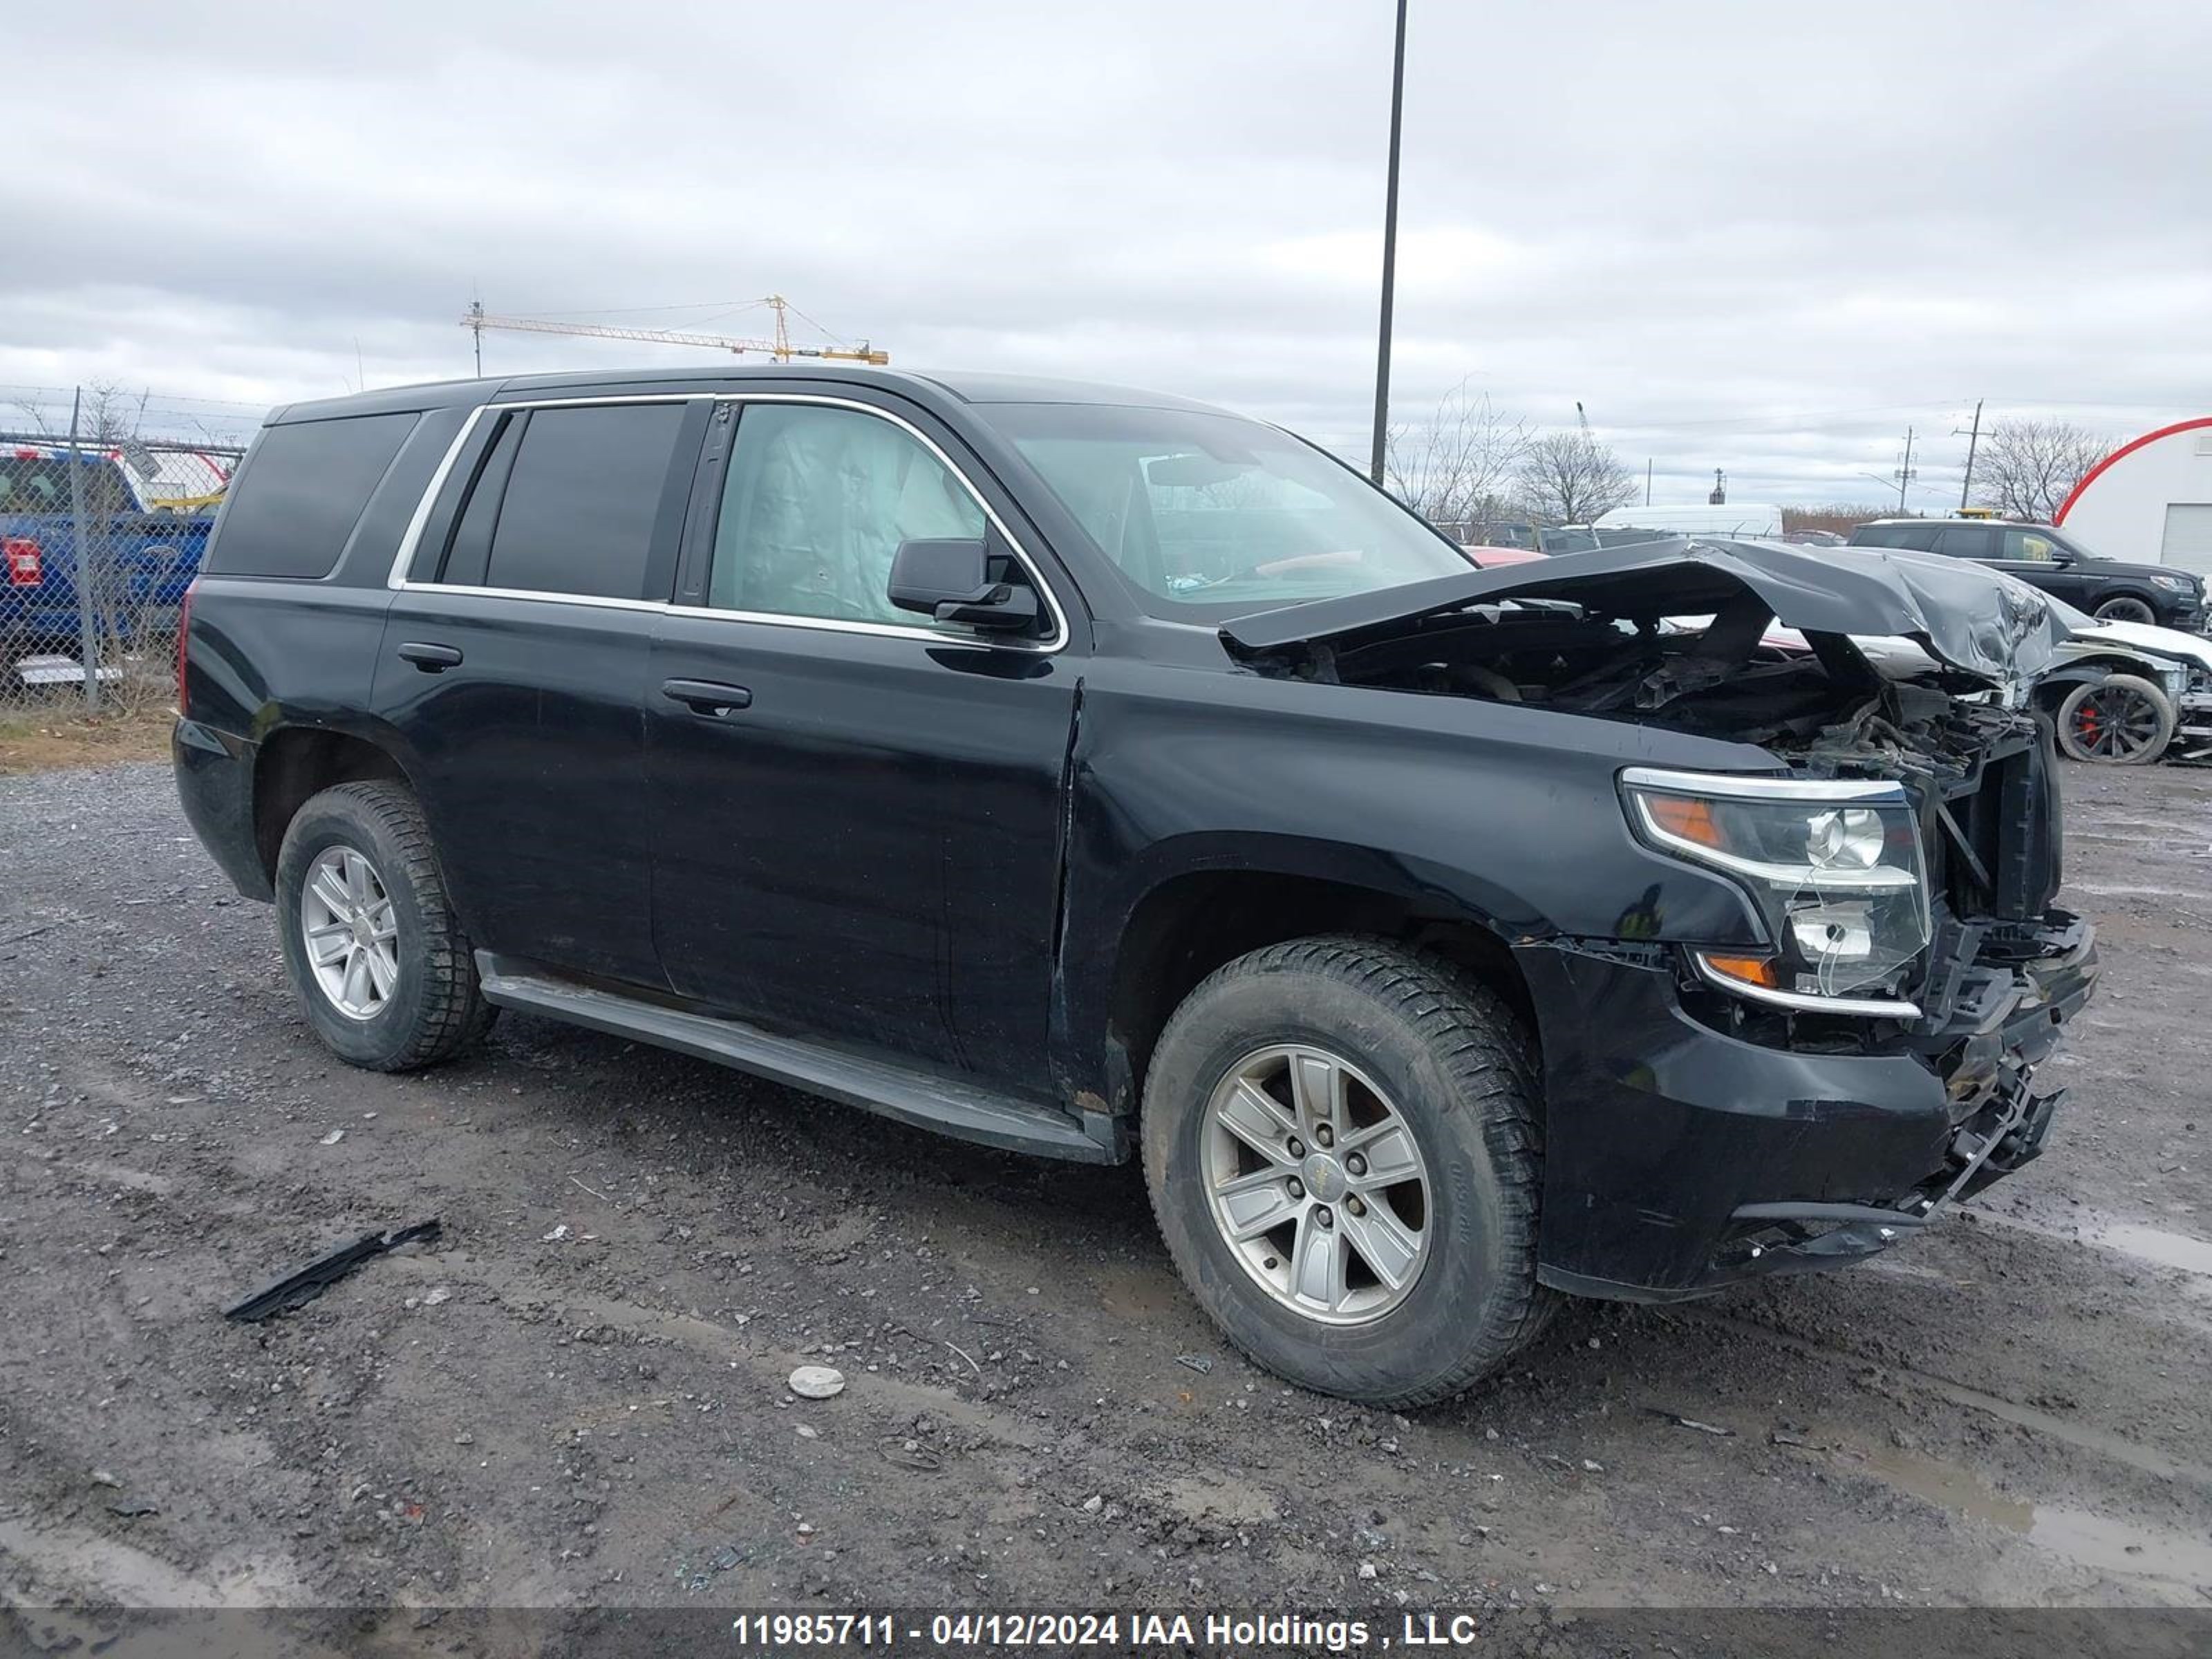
top-left (1, 759), bottom-right (2209, 1638)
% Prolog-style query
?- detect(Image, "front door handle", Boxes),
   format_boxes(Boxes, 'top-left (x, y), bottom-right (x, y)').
top-left (397, 641), bottom-right (464, 673)
top-left (662, 677), bottom-right (753, 715)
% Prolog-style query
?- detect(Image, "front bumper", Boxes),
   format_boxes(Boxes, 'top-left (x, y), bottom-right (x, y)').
top-left (1516, 915), bottom-right (2098, 1302)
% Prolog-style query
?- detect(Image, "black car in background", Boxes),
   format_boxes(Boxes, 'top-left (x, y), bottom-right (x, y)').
top-left (174, 366), bottom-right (2098, 1405)
top-left (1849, 516), bottom-right (2206, 630)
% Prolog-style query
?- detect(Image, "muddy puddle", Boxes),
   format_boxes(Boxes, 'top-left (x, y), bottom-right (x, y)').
top-left (1821, 1443), bottom-right (2212, 1596)
top-left (1969, 1208), bottom-right (2212, 1288)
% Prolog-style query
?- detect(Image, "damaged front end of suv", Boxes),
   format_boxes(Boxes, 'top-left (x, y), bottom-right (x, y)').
top-left (1224, 538), bottom-right (2099, 1300)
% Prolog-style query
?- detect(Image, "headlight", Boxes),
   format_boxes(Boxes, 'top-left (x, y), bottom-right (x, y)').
top-left (1620, 766), bottom-right (1930, 1015)
top-left (2151, 575), bottom-right (2193, 592)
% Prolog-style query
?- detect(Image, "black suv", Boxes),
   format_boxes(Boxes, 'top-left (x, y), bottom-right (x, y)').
top-left (175, 368), bottom-right (2099, 1405)
top-left (1849, 516), bottom-right (2206, 630)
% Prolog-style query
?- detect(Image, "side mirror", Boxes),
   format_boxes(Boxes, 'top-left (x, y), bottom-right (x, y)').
top-left (888, 536), bottom-right (1041, 633)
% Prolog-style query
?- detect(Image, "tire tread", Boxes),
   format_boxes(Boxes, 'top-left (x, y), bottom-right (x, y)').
top-left (279, 780), bottom-right (491, 1071)
top-left (1143, 933), bottom-right (1554, 1408)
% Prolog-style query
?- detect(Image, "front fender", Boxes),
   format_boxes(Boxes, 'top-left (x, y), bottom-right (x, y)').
top-left (1053, 657), bottom-right (1774, 1094)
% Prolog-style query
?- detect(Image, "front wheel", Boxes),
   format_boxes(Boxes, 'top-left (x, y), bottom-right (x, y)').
top-left (2092, 595), bottom-right (2157, 626)
top-left (274, 780), bottom-right (494, 1070)
top-left (1141, 936), bottom-right (1553, 1407)
top-left (2056, 673), bottom-right (2175, 765)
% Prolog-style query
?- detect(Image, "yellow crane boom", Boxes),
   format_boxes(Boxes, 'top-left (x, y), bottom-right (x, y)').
top-left (462, 298), bottom-right (888, 366)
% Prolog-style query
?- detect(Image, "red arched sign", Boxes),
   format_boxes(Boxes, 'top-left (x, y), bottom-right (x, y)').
top-left (2054, 416), bottom-right (2212, 525)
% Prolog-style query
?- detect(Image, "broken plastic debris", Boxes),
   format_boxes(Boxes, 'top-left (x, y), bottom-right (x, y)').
top-left (222, 1220), bottom-right (442, 1323)
top-left (1175, 1353), bottom-right (1215, 1375)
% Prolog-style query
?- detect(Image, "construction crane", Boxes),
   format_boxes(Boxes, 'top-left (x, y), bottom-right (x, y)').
top-left (462, 297), bottom-right (888, 371)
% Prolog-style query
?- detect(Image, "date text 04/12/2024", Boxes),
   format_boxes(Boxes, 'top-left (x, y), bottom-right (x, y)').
top-left (727, 1612), bottom-right (1488, 1650)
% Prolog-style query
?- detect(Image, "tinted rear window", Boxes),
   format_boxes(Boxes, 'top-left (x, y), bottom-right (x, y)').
top-left (208, 413), bottom-right (420, 579)
top-left (1855, 522), bottom-right (1939, 552)
top-left (480, 404), bottom-right (689, 599)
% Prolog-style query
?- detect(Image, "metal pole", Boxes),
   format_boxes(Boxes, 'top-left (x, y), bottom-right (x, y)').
top-left (65, 387), bottom-right (100, 713)
top-left (1367, 0), bottom-right (1408, 486)
top-left (1645, 458), bottom-right (1653, 507)
top-left (1897, 426), bottom-right (1915, 513)
top-left (1958, 398), bottom-right (1983, 510)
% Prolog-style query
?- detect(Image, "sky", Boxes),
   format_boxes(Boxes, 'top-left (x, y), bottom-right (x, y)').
top-left (8, 0), bottom-right (2210, 509)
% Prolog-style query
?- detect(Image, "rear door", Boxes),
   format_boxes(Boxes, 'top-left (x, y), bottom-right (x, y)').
top-left (644, 395), bottom-right (1080, 1093)
top-left (1931, 523), bottom-right (1996, 562)
top-left (373, 395), bottom-right (708, 987)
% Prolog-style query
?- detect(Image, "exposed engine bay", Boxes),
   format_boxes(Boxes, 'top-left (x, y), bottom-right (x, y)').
top-left (1224, 537), bottom-right (2082, 1027)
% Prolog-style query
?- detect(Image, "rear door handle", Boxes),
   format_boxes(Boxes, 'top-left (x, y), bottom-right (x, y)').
top-left (662, 677), bottom-right (753, 715)
top-left (397, 641), bottom-right (464, 672)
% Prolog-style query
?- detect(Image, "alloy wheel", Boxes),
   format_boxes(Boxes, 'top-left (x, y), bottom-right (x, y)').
top-left (300, 845), bottom-right (401, 1020)
top-left (1201, 1044), bottom-right (1434, 1324)
top-left (2070, 683), bottom-right (2166, 761)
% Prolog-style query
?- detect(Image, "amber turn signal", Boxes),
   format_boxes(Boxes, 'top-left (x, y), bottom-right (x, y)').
top-left (1644, 793), bottom-right (1725, 850)
top-left (1698, 952), bottom-right (1782, 990)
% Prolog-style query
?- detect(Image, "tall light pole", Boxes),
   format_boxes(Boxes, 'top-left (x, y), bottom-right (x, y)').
top-left (1368, 0), bottom-right (1409, 487)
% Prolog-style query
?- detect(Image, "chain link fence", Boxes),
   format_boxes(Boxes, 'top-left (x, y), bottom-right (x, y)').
top-left (1, 408), bottom-right (244, 720)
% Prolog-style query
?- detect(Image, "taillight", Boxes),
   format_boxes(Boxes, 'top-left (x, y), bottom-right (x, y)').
top-left (3, 536), bottom-right (39, 588)
top-left (176, 578), bottom-right (198, 715)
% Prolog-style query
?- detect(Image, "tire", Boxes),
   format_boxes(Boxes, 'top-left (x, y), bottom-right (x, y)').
top-left (274, 780), bottom-right (494, 1071)
top-left (2092, 594), bottom-right (2157, 626)
top-left (1141, 935), bottom-right (1553, 1407)
top-left (2055, 673), bottom-right (2176, 765)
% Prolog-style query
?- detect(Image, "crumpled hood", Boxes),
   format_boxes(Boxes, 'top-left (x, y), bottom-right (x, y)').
top-left (1221, 536), bottom-right (2074, 685)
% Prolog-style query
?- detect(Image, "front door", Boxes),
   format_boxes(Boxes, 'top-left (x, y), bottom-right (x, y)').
top-left (373, 396), bottom-right (706, 986)
top-left (645, 397), bottom-right (1078, 1093)
top-left (1983, 524), bottom-right (2091, 603)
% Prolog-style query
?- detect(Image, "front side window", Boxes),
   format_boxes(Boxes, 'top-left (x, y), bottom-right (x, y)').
top-left (2001, 528), bottom-right (2061, 563)
top-left (708, 404), bottom-right (984, 626)
top-left (470, 402), bottom-right (689, 599)
top-left (975, 402), bottom-right (1471, 618)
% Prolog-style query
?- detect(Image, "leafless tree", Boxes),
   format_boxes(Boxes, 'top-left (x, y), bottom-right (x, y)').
top-left (1512, 429), bottom-right (1638, 525)
top-left (1783, 503), bottom-right (1894, 538)
top-left (1384, 382), bottom-right (1529, 536)
top-left (1973, 419), bottom-right (2111, 522)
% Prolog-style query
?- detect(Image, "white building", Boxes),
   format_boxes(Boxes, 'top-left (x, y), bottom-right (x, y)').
top-left (2054, 418), bottom-right (2212, 575)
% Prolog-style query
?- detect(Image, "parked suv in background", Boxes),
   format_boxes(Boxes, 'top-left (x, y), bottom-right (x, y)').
top-left (1849, 516), bottom-right (2206, 630)
top-left (176, 368), bottom-right (2099, 1405)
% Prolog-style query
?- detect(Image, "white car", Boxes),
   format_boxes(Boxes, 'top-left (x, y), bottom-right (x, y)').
top-left (2037, 598), bottom-right (2212, 765)
top-left (1749, 581), bottom-right (2208, 765)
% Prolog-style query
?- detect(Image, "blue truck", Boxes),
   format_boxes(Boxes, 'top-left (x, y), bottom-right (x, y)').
top-left (1, 442), bottom-right (216, 650)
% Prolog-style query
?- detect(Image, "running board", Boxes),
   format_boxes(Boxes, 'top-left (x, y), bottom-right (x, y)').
top-left (474, 953), bottom-right (1120, 1164)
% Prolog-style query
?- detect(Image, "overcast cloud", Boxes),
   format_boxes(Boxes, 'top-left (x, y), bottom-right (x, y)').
top-left (9, 0), bottom-right (2210, 507)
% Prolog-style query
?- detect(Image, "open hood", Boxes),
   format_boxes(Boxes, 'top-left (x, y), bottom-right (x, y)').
top-left (1221, 537), bottom-right (2071, 686)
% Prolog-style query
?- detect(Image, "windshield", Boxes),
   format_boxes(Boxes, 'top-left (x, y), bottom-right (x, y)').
top-left (978, 402), bottom-right (1473, 615)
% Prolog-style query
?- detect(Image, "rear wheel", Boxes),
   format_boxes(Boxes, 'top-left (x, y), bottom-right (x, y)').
top-left (2056, 673), bottom-right (2175, 765)
top-left (274, 780), bottom-right (494, 1070)
top-left (1141, 936), bottom-right (1553, 1407)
